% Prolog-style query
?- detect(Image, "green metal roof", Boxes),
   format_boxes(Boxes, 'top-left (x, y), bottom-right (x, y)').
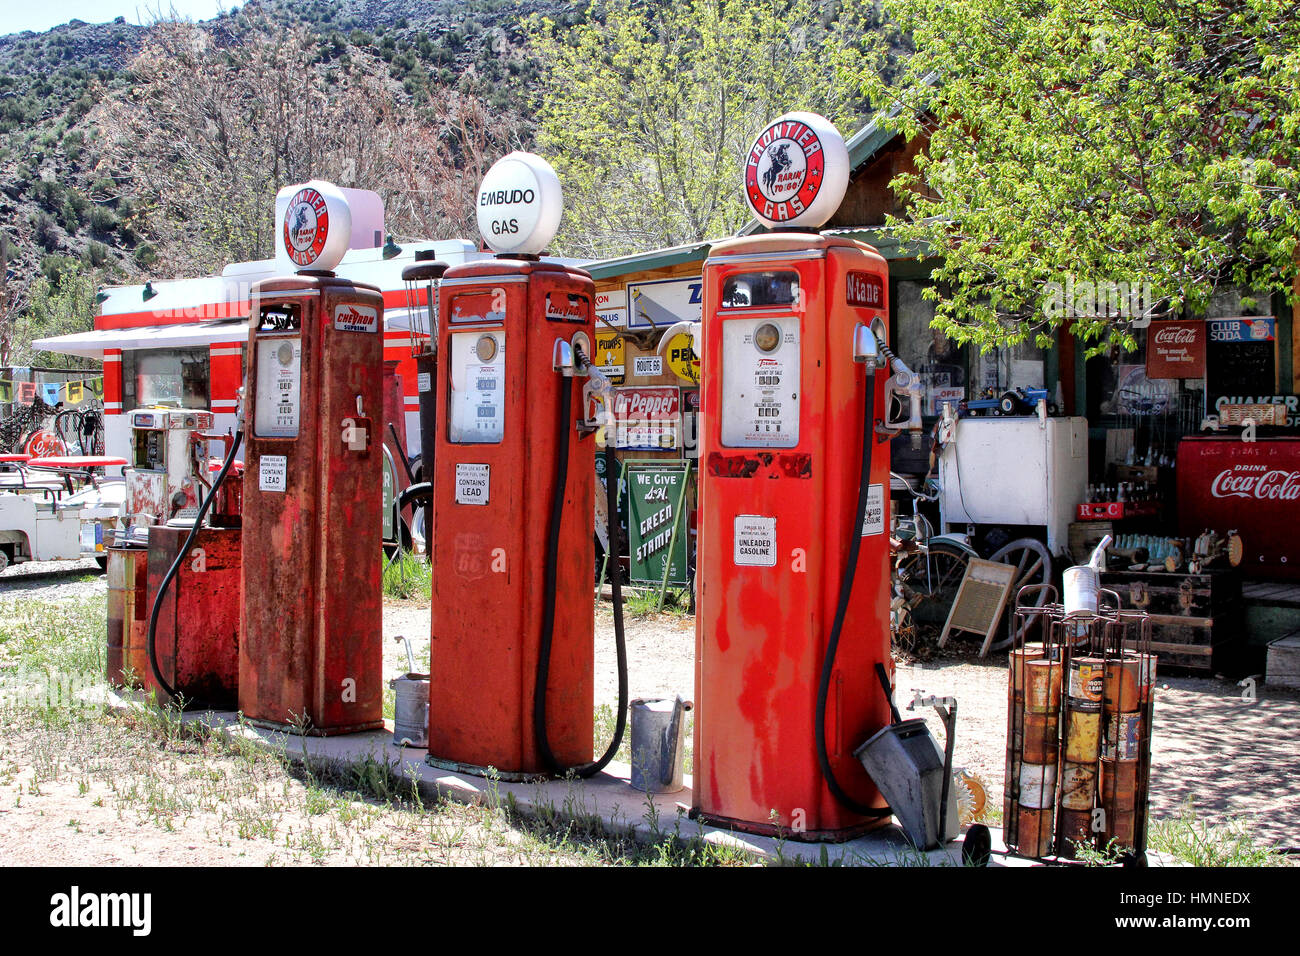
top-left (585, 241), bottom-right (712, 281)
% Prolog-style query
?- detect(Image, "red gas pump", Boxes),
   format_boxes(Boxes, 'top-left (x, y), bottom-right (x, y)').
top-left (426, 152), bottom-right (627, 777)
top-left (693, 114), bottom-right (910, 840)
top-left (238, 180), bottom-right (385, 734)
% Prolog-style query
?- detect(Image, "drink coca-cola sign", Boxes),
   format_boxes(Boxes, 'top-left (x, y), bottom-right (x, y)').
top-left (1179, 437), bottom-right (1300, 580)
top-left (1210, 465), bottom-right (1300, 500)
top-left (1146, 320), bottom-right (1205, 379)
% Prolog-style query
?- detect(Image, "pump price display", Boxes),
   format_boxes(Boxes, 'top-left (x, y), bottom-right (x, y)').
top-left (448, 330), bottom-right (505, 443)
top-left (254, 336), bottom-right (302, 438)
top-left (720, 316), bottom-right (800, 448)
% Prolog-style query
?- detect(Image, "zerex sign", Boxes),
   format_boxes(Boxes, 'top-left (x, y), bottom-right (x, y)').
top-left (611, 385), bottom-right (680, 451)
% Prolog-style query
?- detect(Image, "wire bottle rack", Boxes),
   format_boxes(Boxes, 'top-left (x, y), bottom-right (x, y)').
top-left (1004, 585), bottom-right (1155, 862)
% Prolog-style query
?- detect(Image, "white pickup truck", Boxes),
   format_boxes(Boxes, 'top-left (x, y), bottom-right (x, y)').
top-left (0, 456), bottom-right (125, 572)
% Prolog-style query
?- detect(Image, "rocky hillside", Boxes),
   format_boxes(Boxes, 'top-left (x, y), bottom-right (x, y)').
top-left (0, 0), bottom-right (577, 293)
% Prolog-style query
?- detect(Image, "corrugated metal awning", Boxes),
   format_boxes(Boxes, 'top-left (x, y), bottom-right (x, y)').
top-left (32, 322), bottom-right (251, 359)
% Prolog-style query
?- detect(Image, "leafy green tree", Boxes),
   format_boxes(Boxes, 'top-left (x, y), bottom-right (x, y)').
top-left (528, 0), bottom-right (877, 257)
top-left (8, 260), bottom-right (100, 370)
top-left (856, 0), bottom-right (1300, 353)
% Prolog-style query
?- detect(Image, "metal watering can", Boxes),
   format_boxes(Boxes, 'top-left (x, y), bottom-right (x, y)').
top-left (390, 635), bottom-right (429, 748)
top-left (629, 696), bottom-right (691, 793)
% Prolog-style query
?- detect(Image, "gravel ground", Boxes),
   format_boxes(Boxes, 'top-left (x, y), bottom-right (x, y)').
top-left (6, 569), bottom-right (1297, 853)
top-left (0, 559), bottom-right (107, 602)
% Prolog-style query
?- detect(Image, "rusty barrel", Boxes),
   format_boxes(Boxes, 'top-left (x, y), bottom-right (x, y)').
top-left (1102, 712), bottom-right (1143, 762)
top-left (1063, 655), bottom-right (1104, 764)
top-left (1060, 761), bottom-right (1098, 810)
top-left (106, 546), bottom-right (149, 687)
top-left (1068, 656), bottom-right (1105, 706)
top-left (1024, 659), bottom-right (1062, 714)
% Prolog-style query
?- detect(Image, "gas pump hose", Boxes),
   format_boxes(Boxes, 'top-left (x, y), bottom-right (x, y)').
top-left (534, 379), bottom-right (629, 778)
top-left (145, 429), bottom-right (243, 708)
top-left (815, 382), bottom-right (893, 818)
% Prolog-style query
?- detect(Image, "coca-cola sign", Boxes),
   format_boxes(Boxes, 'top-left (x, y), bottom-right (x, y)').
top-left (1178, 437), bottom-right (1300, 580)
top-left (1210, 466), bottom-right (1300, 500)
top-left (1146, 320), bottom-right (1205, 379)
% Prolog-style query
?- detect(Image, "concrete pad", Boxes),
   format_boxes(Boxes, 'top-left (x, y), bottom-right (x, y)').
top-left (98, 689), bottom-right (1176, 866)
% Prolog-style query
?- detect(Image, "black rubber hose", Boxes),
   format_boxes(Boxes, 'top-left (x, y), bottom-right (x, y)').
top-left (145, 430), bottom-right (243, 708)
top-left (815, 378), bottom-right (892, 817)
top-left (534, 377), bottom-right (629, 778)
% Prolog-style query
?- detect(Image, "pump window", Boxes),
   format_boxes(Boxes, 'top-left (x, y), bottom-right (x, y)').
top-left (721, 271), bottom-right (800, 309)
top-left (122, 348), bottom-right (210, 409)
top-left (449, 291), bottom-right (507, 325)
top-left (448, 330), bottom-right (506, 443)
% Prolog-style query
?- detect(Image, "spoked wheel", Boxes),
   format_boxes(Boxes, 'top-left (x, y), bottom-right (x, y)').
top-left (894, 541), bottom-right (972, 639)
top-left (986, 537), bottom-right (1053, 652)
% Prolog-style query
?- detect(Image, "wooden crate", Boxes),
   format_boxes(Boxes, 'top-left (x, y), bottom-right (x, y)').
top-left (1266, 632), bottom-right (1300, 691)
top-left (1100, 569), bottom-right (1244, 674)
top-left (1069, 520), bottom-right (1114, 563)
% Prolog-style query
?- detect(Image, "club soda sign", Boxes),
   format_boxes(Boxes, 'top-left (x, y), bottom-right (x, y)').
top-left (1210, 466), bottom-right (1300, 501)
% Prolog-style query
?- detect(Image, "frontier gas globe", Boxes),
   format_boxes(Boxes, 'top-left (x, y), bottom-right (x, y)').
top-left (743, 112), bottom-right (850, 229)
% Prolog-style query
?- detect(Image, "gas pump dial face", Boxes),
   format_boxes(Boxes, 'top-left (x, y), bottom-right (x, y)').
top-left (753, 323), bottom-right (781, 353)
top-left (253, 335), bottom-right (302, 438)
top-left (721, 316), bottom-right (800, 448)
top-left (448, 330), bottom-right (506, 444)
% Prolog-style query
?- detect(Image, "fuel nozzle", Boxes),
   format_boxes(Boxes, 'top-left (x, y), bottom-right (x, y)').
top-left (572, 340), bottom-right (615, 438)
top-left (863, 319), bottom-right (924, 448)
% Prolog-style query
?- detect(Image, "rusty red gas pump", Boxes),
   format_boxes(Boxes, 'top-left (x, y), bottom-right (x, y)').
top-left (237, 180), bottom-right (385, 734)
top-left (693, 113), bottom-right (917, 840)
top-left (425, 152), bottom-right (626, 777)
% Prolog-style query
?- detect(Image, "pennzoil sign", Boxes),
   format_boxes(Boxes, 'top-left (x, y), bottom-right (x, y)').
top-left (282, 187), bottom-right (330, 267)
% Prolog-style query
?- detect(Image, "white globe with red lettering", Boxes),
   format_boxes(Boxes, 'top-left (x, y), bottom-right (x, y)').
top-left (743, 112), bottom-right (849, 229)
top-left (476, 152), bottom-right (564, 255)
top-left (274, 179), bottom-right (353, 273)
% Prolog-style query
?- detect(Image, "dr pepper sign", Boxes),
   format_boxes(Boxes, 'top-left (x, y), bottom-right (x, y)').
top-left (744, 112), bottom-right (850, 228)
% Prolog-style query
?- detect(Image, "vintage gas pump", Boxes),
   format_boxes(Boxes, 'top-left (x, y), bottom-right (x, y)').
top-left (237, 180), bottom-right (385, 734)
top-left (694, 113), bottom-right (918, 840)
top-left (425, 152), bottom-right (626, 778)
top-left (121, 407), bottom-right (218, 544)
top-left (400, 254), bottom-right (449, 548)
top-left (108, 406), bottom-right (240, 695)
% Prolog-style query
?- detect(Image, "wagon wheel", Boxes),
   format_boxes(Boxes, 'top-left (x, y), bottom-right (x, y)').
top-left (986, 537), bottom-right (1053, 653)
top-left (893, 541), bottom-right (971, 642)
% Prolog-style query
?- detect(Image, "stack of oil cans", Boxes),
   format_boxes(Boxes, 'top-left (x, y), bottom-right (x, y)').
top-left (1004, 587), bottom-right (1156, 860)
